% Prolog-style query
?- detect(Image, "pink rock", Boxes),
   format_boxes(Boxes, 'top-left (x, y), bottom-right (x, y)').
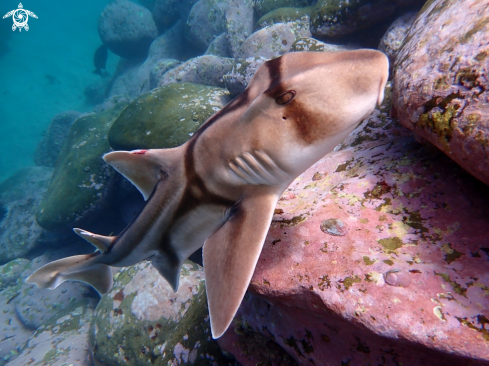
top-left (218, 85), bottom-right (489, 365)
top-left (392, 0), bottom-right (489, 186)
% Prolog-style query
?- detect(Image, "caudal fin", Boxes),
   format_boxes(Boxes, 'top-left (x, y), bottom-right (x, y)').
top-left (25, 254), bottom-right (113, 295)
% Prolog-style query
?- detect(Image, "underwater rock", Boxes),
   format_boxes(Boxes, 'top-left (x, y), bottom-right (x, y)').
top-left (204, 33), bottom-right (232, 58)
top-left (0, 259), bottom-right (29, 292)
top-left (393, 0), bottom-right (489, 187)
top-left (89, 261), bottom-right (235, 365)
top-left (153, 0), bottom-right (198, 33)
top-left (224, 0), bottom-right (254, 58)
top-left (254, 0), bottom-right (309, 18)
top-left (184, 0), bottom-right (228, 52)
top-left (290, 37), bottom-right (345, 52)
top-left (34, 111), bottom-right (82, 167)
top-left (149, 58), bottom-right (181, 89)
top-left (108, 83), bottom-right (231, 151)
top-left (223, 57), bottom-right (268, 96)
top-left (0, 167), bottom-right (53, 263)
top-left (134, 21), bottom-right (191, 96)
top-left (14, 254), bottom-right (95, 330)
top-left (238, 22), bottom-right (311, 59)
top-left (219, 84), bottom-right (489, 365)
top-left (310, 0), bottom-right (424, 38)
top-left (378, 12), bottom-right (416, 76)
top-left (108, 60), bottom-right (145, 99)
top-left (7, 302), bottom-right (94, 366)
top-left (0, 287), bottom-right (33, 365)
top-left (158, 55), bottom-right (234, 88)
top-left (98, 0), bottom-right (158, 60)
top-left (84, 79), bottom-right (110, 106)
top-left (256, 6), bottom-right (313, 30)
top-left (36, 103), bottom-right (128, 231)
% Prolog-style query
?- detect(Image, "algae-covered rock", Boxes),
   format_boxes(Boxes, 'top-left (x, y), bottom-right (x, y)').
top-left (223, 57), bottom-right (268, 96)
top-left (238, 22), bottom-right (311, 59)
top-left (254, 0), bottom-right (309, 18)
top-left (149, 58), bottom-right (181, 89)
top-left (36, 103), bottom-right (128, 231)
top-left (310, 0), bottom-right (424, 38)
top-left (0, 167), bottom-right (53, 263)
top-left (224, 0), bottom-right (254, 58)
top-left (204, 33), bottom-right (232, 58)
top-left (89, 261), bottom-right (235, 365)
top-left (256, 6), bottom-right (313, 30)
top-left (158, 55), bottom-right (234, 88)
top-left (290, 37), bottom-right (345, 52)
top-left (0, 259), bottom-right (29, 292)
top-left (7, 301), bottom-right (94, 366)
top-left (108, 83), bottom-right (231, 150)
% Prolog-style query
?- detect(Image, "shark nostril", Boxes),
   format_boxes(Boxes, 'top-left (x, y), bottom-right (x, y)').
top-left (282, 116), bottom-right (287, 120)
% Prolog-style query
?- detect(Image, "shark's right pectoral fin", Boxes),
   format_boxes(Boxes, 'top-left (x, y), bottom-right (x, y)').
top-left (203, 190), bottom-right (279, 339)
top-left (25, 254), bottom-right (113, 295)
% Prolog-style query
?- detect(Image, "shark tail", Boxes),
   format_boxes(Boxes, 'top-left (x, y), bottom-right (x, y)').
top-left (25, 254), bottom-right (113, 295)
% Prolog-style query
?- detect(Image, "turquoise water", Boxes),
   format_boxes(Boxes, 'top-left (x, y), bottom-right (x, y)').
top-left (0, 0), bottom-right (115, 182)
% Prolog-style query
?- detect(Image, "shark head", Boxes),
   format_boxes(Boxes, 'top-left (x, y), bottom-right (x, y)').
top-left (231, 50), bottom-right (389, 179)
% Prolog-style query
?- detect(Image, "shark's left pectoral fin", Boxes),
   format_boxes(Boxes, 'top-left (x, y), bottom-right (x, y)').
top-left (203, 190), bottom-right (279, 339)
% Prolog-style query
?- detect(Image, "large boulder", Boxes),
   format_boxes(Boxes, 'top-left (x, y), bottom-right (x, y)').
top-left (34, 111), bottom-right (82, 167)
top-left (184, 0), bottom-right (228, 52)
top-left (254, 0), bottom-right (309, 18)
top-left (224, 0), bottom-right (254, 58)
top-left (393, 0), bottom-right (489, 187)
top-left (238, 22), bottom-right (311, 59)
top-left (310, 0), bottom-right (424, 38)
top-left (0, 167), bottom-right (53, 263)
top-left (218, 85), bottom-right (489, 365)
top-left (36, 103), bottom-right (128, 231)
top-left (256, 6), bottom-right (313, 30)
top-left (223, 57), bottom-right (268, 96)
top-left (89, 261), bottom-right (235, 365)
top-left (108, 83), bottom-right (231, 151)
top-left (98, 0), bottom-right (158, 60)
top-left (157, 55), bottom-right (234, 88)
top-left (153, 0), bottom-right (198, 32)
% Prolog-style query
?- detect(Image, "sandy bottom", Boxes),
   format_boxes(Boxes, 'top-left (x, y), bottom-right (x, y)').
top-left (0, 0), bottom-right (118, 182)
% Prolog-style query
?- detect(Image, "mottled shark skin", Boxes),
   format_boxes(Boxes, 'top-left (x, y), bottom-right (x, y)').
top-left (27, 50), bottom-right (389, 338)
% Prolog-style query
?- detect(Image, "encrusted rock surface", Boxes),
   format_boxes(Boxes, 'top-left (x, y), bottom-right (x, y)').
top-left (34, 111), bottom-right (82, 167)
top-left (204, 33), bottom-right (232, 58)
top-left (0, 259), bottom-right (29, 292)
top-left (7, 302), bottom-right (94, 366)
top-left (393, 0), bottom-right (489, 187)
top-left (223, 57), bottom-right (268, 96)
top-left (224, 0), bottom-right (254, 58)
top-left (378, 12), bottom-right (416, 75)
top-left (89, 261), bottom-right (236, 365)
top-left (0, 167), bottom-right (53, 263)
top-left (158, 55), bottom-right (234, 88)
top-left (108, 83), bottom-right (231, 150)
top-left (98, 0), bottom-right (158, 59)
top-left (239, 22), bottom-right (311, 59)
top-left (290, 37), bottom-right (345, 52)
top-left (149, 58), bottom-right (182, 89)
top-left (219, 85), bottom-right (489, 365)
top-left (256, 6), bottom-right (313, 30)
top-left (36, 103), bottom-right (128, 231)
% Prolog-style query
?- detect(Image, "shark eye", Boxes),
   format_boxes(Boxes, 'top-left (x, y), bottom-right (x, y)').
top-left (275, 91), bottom-right (296, 105)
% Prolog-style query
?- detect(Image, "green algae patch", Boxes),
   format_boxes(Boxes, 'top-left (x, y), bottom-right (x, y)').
top-left (341, 275), bottom-right (361, 290)
top-left (378, 237), bottom-right (403, 252)
top-left (456, 315), bottom-right (489, 341)
top-left (441, 243), bottom-right (464, 264)
top-left (256, 7), bottom-right (313, 29)
top-left (254, 0), bottom-right (309, 18)
top-left (36, 103), bottom-right (128, 230)
top-left (435, 272), bottom-right (467, 297)
top-left (108, 83), bottom-right (231, 151)
top-left (363, 256), bottom-right (376, 265)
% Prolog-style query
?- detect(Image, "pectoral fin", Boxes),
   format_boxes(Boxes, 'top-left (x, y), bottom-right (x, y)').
top-left (203, 191), bottom-right (278, 338)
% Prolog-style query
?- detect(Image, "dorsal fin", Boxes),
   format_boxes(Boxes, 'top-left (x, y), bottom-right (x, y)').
top-left (73, 228), bottom-right (115, 253)
top-left (103, 149), bottom-right (165, 200)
